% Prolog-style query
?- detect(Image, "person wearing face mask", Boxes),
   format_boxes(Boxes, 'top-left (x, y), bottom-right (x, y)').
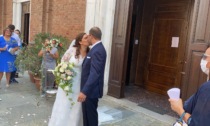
top-left (51, 39), bottom-right (56, 48)
top-left (200, 48), bottom-right (210, 80)
top-left (168, 49), bottom-right (210, 126)
top-left (38, 38), bottom-right (59, 97)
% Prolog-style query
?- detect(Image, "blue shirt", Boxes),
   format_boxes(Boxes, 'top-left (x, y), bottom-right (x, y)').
top-left (184, 81), bottom-right (210, 126)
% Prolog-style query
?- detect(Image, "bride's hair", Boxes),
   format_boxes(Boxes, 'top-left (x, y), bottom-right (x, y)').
top-left (73, 33), bottom-right (89, 59)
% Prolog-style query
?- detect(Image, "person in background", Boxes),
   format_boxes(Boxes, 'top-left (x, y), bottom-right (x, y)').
top-left (169, 81), bottom-right (210, 126)
top-left (0, 27), bottom-right (19, 88)
top-left (8, 24), bottom-right (21, 84)
top-left (169, 49), bottom-right (210, 126)
top-left (14, 29), bottom-right (24, 77)
top-left (15, 29), bottom-right (27, 47)
top-left (14, 29), bottom-right (22, 48)
top-left (200, 47), bottom-right (210, 80)
top-left (38, 38), bottom-right (59, 97)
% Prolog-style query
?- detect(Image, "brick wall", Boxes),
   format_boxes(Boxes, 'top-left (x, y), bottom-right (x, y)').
top-left (30, 0), bottom-right (44, 41)
top-left (0, 0), bottom-right (13, 34)
top-left (0, 0), bottom-right (86, 43)
top-left (0, 0), bottom-right (2, 33)
top-left (30, 0), bottom-right (86, 43)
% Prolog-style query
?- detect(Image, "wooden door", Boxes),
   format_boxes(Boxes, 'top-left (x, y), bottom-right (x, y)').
top-left (107, 0), bottom-right (132, 98)
top-left (182, 0), bottom-right (210, 100)
top-left (21, 2), bottom-right (30, 44)
top-left (127, 0), bottom-right (144, 84)
top-left (136, 0), bottom-right (192, 94)
top-left (23, 13), bottom-right (30, 44)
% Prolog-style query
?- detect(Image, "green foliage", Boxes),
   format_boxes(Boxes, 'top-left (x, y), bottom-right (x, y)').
top-left (15, 32), bottom-right (69, 77)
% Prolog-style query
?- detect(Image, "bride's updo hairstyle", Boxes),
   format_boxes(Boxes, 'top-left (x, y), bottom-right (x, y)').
top-left (73, 32), bottom-right (89, 59)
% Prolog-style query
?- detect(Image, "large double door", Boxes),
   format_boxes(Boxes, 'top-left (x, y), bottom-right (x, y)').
top-left (135, 0), bottom-right (192, 94)
top-left (108, 0), bottom-right (209, 99)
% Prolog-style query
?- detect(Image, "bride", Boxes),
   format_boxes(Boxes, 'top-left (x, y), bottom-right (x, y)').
top-left (48, 33), bottom-right (89, 126)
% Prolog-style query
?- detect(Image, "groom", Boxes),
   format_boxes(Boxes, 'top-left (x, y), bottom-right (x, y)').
top-left (78, 27), bottom-right (107, 126)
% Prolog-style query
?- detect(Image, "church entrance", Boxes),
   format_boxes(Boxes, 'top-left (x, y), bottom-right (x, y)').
top-left (108, 0), bottom-right (208, 100)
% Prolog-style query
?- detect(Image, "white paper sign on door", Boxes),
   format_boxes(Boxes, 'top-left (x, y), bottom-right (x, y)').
top-left (171, 37), bottom-right (179, 48)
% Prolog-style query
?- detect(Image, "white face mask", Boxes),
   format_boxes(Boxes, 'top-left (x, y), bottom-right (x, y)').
top-left (200, 59), bottom-right (209, 75)
top-left (51, 43), bottom-right (55, 47)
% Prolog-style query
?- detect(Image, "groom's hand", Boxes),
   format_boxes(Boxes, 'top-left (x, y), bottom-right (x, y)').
top-left (77, 92), bottom-right (87, 102)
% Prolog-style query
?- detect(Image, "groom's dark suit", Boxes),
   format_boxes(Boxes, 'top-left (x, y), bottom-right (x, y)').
top-left (81, 42), bottom-right (106, 126)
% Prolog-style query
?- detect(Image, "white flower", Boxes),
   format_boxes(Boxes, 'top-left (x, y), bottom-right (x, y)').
top-left (64, 86), bottom-right (70, 91)
top-left (67, 76), bottom-right (72, 80)
top-left (65, 70), bottom-right (72, 75)
top-left (60, 74), bottom-right (66, 79)
top-left (54, 67), bottom-right (59, 72)
top-left (59, 68), bottom-right (64, 73)
top-left (58, 62), bottom-right (64, 67)
top-left (65, 70), bottom-right (70, 73)
top-left (59, 82), bottom-right (64, 86)
top-left (62, 63), bottom-right (68, 69)
top-left (56, 73), bottom-right (60, 76)
top-left (68, 64), bottom-right (74, 69)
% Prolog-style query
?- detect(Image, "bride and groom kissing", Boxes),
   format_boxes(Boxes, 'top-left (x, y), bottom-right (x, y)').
top-left (48, 27), bottom-right (107, 126)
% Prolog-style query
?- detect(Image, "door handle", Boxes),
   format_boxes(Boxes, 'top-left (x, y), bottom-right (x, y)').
top-left (180, 72), bottom-right (185, 75)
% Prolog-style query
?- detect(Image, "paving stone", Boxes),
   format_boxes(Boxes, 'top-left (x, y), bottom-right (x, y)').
top-left (0, 72), bottom-right (174, 126)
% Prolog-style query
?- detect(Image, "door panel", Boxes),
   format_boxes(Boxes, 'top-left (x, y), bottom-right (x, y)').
top-left (147, 19), bottom-right (186, 93)
top-left (136, 0), bottom-right (192, 94)
top-left (182, 0), bottom-right (210, 100)
top-left (108, 0), bottom-right (210, 99)
top-left (128, 0), bottom-right (144, 84)
top-left (107, 0), bottom-right (131, 98)
top-left (135, 0), bottom-right (155, 85)
top-left (21, 2), bottom-right (30, 44)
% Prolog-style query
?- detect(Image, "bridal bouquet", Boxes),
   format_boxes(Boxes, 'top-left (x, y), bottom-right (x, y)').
top-left (53, 62), bottom-right (76, 105)
top-left (43, 38), bottom-right (63, 50)
top-left (50, 38), bottom-right (62, 48)
top-left (42, 40), bottom-right (52, 51)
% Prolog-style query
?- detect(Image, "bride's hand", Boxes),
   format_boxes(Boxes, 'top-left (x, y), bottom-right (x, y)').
top-left (77, 92), bottom-right (86, 102)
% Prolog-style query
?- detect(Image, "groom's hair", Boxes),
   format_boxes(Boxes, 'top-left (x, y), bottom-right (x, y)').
top-left (89, 27), bottom-right (102, 40)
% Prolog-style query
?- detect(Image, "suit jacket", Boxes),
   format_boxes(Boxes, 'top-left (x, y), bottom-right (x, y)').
top-left (81, 42), bottom-right (107, 98)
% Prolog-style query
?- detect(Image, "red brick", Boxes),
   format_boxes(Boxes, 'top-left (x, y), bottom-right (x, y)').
top-left (0, 0), bottom-right (86, 42)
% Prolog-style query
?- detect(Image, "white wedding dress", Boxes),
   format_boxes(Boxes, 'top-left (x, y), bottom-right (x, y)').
top-left (48, 47), bottom-right (84, 126)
